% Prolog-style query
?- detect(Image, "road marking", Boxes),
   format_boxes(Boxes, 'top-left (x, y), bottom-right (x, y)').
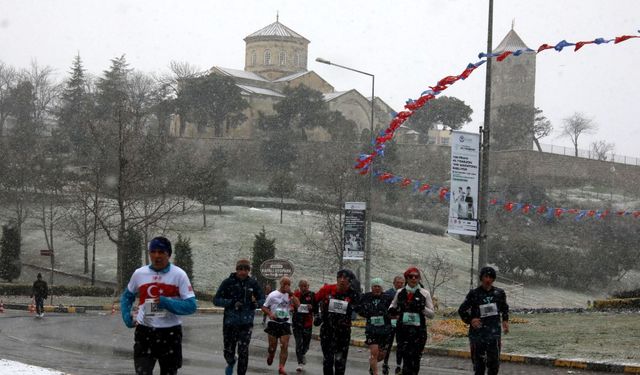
top-left (40, 345), bottom-right (83, 355)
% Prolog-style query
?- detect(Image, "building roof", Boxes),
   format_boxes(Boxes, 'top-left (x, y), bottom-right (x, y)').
top-left (273, 70), bottom-right (310, 82)
top-left (245, 21), bottom-right (309, 43)
top-left (493, 29), bottom-right (531, 53)
top-left (237, 84), bottom-right (284, 98)
top-left (323, 91), bottom-right (349, 102)
top-left (210, 66), bottom-right (268, 82)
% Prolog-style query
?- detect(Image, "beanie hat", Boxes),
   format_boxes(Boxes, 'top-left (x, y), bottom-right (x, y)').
top-left (370, 277), bottom-right (384, 287)
top-left (479, 266), bottom-right (497, 280)
top-left (337, 268), bottom-right (355, 280)
top-left (403, 267), bottom-right (421, 279)
top-left (148, 236), bottom-right (172, 257)
top-left (236, 259), bottom-right (251, 269)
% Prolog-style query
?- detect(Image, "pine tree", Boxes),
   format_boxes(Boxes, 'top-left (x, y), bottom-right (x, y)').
top-left (0, 223), bottom-right (21, 282)
top-left (58, 54), bottom-right (93, 157)
top-left (174, 234), bottom-right (194, 282)
top-left (251, 227), bottom-right (276, 289)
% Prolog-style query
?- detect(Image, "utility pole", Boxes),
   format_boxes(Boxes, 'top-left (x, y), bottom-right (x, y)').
top-left (478, 0), bottom-right (494, 268)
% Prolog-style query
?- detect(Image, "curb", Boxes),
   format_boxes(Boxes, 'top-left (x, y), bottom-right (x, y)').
top-left (311, 334), bottom-right (640, 373)
top-left (3, 303), bottom-right (85, 313)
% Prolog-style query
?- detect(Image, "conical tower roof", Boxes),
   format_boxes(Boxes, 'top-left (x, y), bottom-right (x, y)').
top-left (245, 20), bottom-right (309, 43)
top-left (493, 29), bottom-right (531, 53)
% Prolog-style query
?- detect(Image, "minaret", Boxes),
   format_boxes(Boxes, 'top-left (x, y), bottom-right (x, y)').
top-left (490, 26), bottom-right (536, 151)
top-left (244, 18), bottom-right (310, 80)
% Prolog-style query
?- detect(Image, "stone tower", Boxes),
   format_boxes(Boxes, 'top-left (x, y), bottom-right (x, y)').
top-left (244, 17), bottom-right (310, 81)
top-left (490, 27), bottom-right (536, 151)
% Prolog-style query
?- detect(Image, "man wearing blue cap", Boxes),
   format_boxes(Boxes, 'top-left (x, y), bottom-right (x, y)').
top-left (120, 236), bottom-right (197, 375)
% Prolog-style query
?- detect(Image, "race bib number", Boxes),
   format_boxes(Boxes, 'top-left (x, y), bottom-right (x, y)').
top-left (402, 312), bottom-right (421, 326)
top-left (479, 303), bottom-right (498, 318)
top-left (143, 299), bottom-right (166, 318)
top-left (275, 308), bottom-right (290, 320)
top-left (328, 299), bottom-right (348, 315)
top-left (370, 316), bottom-right (385, 326)
top-left (391, 318), bottom-right (398, 328)
top-left (297, 304), bottom-right (310, 313)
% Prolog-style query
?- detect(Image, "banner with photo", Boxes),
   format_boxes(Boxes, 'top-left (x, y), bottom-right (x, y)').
top-left (343, 202), bottom-right (366, 260)
top-left (448, 131), bottom-right (480, 236)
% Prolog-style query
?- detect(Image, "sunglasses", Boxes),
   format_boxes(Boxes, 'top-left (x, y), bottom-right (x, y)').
top-left (406, 274), bottom-right (420, 279)
top-left (236, 266), bottom-right (250, 271)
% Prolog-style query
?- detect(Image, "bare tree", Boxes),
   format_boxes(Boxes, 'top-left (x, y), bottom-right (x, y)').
top-left (533, 108), bottom-right (553, 152)
top-left (560, 112), bottom-right (597, 157)
top-left (0, 61), bottom-right (18, 136)
top-left (422, 251), bottom-right (456, 299)
top-left (590, 140), bottom-right (615, 161)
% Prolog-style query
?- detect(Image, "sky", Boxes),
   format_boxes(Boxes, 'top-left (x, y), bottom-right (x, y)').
top-left (1, 0), bottom-right (638, 156)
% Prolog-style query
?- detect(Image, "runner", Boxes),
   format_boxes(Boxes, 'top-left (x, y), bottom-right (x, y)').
top-left (292, 279), bottom-right (315, 372)
top-left (262, 276), bottom-right (299, 375)
top-left (383, 275), bottom-right (405, 375)
top-left (315, 269), bottom-right (361, 375)
top-left (357, 278), bottom-right (393, 375)
top-left (388, 267), bottom-right (435, 375)
top-left (120, 236), bottom-right (197, 375)
top-left (458, 266), bottom-right (509, 375)
top-left (214, 259), bottom-right (265, 375)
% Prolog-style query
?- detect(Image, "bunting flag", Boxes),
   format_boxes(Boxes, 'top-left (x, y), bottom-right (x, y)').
top-left (353, 31), bottom-right (640, 222)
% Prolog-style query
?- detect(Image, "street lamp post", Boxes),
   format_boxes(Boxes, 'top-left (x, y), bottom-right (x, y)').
top-left (316, 57), bottom-right (375, 292)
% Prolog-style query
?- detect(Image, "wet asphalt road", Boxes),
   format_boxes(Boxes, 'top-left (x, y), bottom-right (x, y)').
top-left (0, 311), bottom-right (612, 375)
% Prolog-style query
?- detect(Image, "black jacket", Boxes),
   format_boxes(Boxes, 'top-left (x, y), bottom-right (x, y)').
top-left (214, 273), bottom-right (265, 326)
top-left (32, 280), bottom-right (48, 299)
top-left (458, 285), bottom-right (509, 341)
top-left (357, 292), bottom-right (393, 335)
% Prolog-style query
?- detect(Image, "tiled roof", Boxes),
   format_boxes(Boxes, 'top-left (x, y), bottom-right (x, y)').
top-left (493, 29), bottom-right (531, 53)
top-left (210, 66), bottom-right (268, 82)
top-left (236, 84), bottom-right (284, 97)
top-left (245, 21), bottom-right (309, 42)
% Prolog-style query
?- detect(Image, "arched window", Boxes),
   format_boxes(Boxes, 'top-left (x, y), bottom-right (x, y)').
top-left (264, 50), bottom-right (271, 65)
top-left (279, 51), bottom-right (287, 66)
top-left (294, 52), bottom-right (300, 67)
top-left (251, 51), bottom-right (257, 66)
top-left (296, 53), bottom-right (303, 67)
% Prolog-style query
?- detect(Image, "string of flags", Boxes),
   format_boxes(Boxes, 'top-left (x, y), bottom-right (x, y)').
top-left (355, 31), bottom-right (640, 221)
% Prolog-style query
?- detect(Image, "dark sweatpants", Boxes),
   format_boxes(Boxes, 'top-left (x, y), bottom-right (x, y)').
top-left (35, 297), bottom-right (45, 315)
top-left (320, 325), bottom-right (351, 375)
top-left (397, 325), bottom-right (427, 375)
top-left (223, 324), bottom-right (253, 375)
top-left (293, 325), bottom-right (312, 364)
top-left (383, 328), bottom-right (402, 368)
top-left (134, 324), bottom-right (183, 375)
top-left (470, 339), bottom-right (501, 375)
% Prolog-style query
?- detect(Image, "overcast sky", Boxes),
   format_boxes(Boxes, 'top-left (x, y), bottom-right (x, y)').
top-left (1, 0), bottom-right (638, 156)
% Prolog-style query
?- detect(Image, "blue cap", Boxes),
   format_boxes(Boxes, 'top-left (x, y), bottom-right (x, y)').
top-left (148, 236), bottom-right (172, 257)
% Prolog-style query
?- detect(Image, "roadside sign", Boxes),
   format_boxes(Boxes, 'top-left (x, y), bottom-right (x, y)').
top-left (259, 259), bottom-right (294, 280)
top-left (40, 249), bottom-right (53, 256)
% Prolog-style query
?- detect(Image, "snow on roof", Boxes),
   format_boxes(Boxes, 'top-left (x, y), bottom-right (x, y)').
top-left (236, 84), bottom-right (284, 97)
top-left (273, 70), bottom-right (310, 82)
top-left (323, 91), bottom-right (349, 101)
top-left (493, 29), bottom-right (531, 53)
top-left (210, 66), bottom-right (268, 82)
top-left (245, 21), bottom-right (309, 42)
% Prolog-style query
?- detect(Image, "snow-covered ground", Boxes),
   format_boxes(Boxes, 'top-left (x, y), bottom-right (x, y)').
top-left (14, 204), bottom-right (608, 308)
top-left (0, 359), bottom-right (65, 375)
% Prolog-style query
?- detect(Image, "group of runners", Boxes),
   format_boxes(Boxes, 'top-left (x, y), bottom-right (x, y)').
top-left (121, 236), bottom-right (509, 375)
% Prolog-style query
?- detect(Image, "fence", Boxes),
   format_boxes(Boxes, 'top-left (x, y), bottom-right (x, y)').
top-left (538, 143), bottom-right (640, 166)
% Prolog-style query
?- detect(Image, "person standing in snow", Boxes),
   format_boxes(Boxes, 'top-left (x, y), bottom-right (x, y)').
top-left (31, 273), bottom-right (48, 318)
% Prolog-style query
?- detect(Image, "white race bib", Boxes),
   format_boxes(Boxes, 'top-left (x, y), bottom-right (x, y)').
top-left (275, 308), bottom-right (290, 320)
top-left (297, 304), bottom-right (310, 313)
top-left (143, 299), bottom-right (167, 318)
top-left (370, 316), bottom-right (385, 326)
top-left (402, 312), bottom-right (421, 326)
top-left (328, 299), bottom-right (349, 315)
top-left (479, 303), bottom-right (498, 318)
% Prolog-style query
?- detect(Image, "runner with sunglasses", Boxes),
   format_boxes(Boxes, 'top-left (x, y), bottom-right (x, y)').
top-left (388, 267), bottom-right (435, 375)
top-left (214, 259), bottom-right (265, 375)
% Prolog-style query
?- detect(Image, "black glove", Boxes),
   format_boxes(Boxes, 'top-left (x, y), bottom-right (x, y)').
top-left (234, 301), bottom-right (244, 310)
top-left (313, 314), bottom-right (322, 327)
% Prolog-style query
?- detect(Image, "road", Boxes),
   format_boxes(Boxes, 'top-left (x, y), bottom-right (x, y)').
top-left (0, 311), bottom-right (610, 375)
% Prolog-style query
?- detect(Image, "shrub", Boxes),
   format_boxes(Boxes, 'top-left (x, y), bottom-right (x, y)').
top-left (593, 298), bottom-right (640, 309)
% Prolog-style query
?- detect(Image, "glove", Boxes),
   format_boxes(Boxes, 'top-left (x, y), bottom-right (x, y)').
top-left (234, 301), bottom-right (244, 310)
top-left (313, 314), bottom-right (322, 327)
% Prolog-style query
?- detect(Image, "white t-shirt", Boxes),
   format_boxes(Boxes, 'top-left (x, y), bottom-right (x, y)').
top-left (263, 290), bottom-right (292, 324)
top-left (127, 264), bottom-right (195, 328)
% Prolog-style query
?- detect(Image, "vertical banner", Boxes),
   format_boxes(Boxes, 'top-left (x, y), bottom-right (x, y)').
top-left (343, 202), bottom-right (366, 260)
top-left (448, 131), bottom-right (480, 236)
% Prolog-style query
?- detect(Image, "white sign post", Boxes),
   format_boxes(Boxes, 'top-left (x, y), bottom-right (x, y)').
top-left (448, 131), bottom-right (480, 236)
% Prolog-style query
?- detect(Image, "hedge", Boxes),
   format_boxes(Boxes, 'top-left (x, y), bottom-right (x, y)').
top-left (611, 289), bottom-right (640, 299)
top-left (592, 298), bottom-right (640, 309)
top-left (0, 283), bottom-right (115, 297)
